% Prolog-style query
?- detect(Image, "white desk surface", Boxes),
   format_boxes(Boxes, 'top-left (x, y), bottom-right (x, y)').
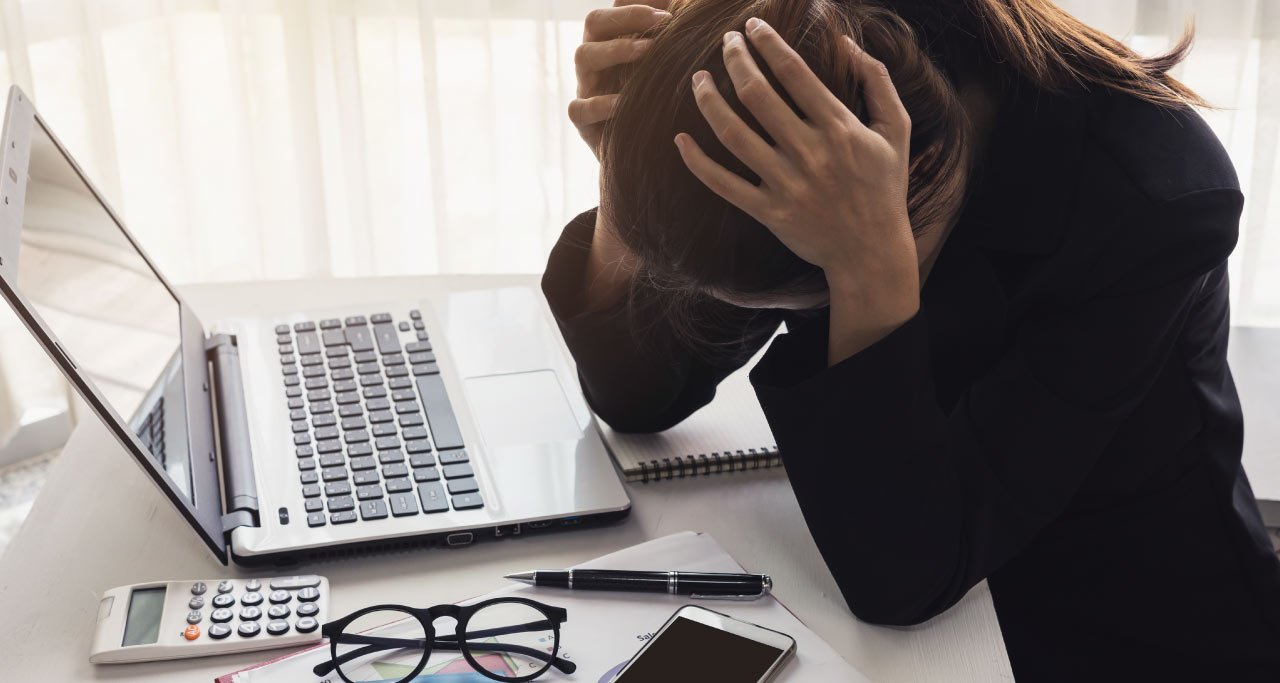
top-left (0, 275), bottom-right (1013, 682)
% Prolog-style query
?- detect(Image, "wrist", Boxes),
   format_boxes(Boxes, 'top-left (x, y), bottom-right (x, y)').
top-left (823, 252), bottom-right (920, 328)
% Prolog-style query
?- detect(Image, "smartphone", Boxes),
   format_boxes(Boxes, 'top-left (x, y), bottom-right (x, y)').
top-left (609, 605), bottom-right (797, 683)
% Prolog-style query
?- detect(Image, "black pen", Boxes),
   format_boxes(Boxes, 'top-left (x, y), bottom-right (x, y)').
top-left (503, 569), bottom-right (772, 600)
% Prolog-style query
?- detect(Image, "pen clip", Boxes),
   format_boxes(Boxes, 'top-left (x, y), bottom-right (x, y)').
top-left (690, 576), bottom-right (772, 601)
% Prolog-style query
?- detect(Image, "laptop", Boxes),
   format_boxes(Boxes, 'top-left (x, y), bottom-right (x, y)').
top-left (0, 86), bottom-right (630, 566)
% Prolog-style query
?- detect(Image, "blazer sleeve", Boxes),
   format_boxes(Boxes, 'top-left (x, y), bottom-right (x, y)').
top-left (749, 187), bottom-right (1243, 626)
top-left (541, 209), bottom-right (783, 433)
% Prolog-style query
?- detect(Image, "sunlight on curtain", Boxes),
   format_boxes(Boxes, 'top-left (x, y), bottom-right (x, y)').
top-left (0, 0), bottom-right (1277, 449)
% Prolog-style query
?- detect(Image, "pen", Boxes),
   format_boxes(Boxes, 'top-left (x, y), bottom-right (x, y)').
top-left (503, 569), bottom-right (772, 600)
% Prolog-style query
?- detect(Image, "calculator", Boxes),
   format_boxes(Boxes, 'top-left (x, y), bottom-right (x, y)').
top-left (89, 575), bottom-right (330, 663)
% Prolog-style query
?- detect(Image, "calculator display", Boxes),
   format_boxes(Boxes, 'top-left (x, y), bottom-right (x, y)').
top-left (122, 587), bottom-right (166, 646)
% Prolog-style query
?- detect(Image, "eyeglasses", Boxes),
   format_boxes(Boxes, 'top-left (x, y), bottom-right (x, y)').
top-left (312, 597), bottom-right (576, 683)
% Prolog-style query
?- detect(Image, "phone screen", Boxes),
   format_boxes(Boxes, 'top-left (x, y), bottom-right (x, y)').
top-left (614, 616), bottom-right (785, 683)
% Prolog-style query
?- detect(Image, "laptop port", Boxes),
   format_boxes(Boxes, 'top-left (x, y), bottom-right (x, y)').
top-left (494, 524), bottom-right (522, 537)
top-left (446, 532), bottom-right (474, 546)
top-left (559, 517), bottom-right (581, 526)
top-left (526, 520), bottom-right (554, 529)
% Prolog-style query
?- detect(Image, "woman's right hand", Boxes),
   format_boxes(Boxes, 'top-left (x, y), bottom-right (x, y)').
top-left (569, 1), bottom-right (671, 159)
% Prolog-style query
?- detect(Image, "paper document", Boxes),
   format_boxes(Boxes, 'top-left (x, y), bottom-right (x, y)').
top-left (218, 532), bottom-right (871, 683)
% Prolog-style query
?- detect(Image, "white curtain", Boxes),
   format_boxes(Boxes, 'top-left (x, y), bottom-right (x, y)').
top-left (0, 0), bottom-right (1277, 449)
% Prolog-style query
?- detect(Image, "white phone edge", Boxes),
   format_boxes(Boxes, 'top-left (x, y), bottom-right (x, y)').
top-left (608, 604), bottom-right (798, 683)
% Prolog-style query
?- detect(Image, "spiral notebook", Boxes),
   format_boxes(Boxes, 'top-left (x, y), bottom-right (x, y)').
top-left (596, 347), bottom-right (780, 483)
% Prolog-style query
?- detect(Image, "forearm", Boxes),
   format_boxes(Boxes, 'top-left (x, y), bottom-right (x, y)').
top-left (562, 212), bottom-right (635, 318)
top-left (823, 238), bottom-right (920, 367)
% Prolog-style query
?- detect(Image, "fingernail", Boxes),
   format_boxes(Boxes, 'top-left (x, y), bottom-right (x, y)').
top-left (847, 36), bottom-right (863, 52)
top-left (692, 71), bottom-right (708, 89)
top-left (634, 39), bottom-right (653, 55)
top-left (653, 8), bottom-right (671, 18)
top-left (746, 17), bottom-right (764, 33)
top-left (723, 31), bottom-right (741, 46)
top-left (673, 134), bottom-right (686, 151)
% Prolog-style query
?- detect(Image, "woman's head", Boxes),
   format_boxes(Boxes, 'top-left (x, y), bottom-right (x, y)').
top-left (600, 0), bottom-right (970, 309)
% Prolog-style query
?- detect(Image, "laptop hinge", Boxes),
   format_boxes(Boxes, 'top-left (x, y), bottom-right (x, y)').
top-left (206, 333), bottom-right (260, 531)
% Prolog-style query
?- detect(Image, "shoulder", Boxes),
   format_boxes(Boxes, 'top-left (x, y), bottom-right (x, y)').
top-left (1084, 89), bottom-right (1240, 202)
top-left (1074, 89), bottom-right (1242, 287)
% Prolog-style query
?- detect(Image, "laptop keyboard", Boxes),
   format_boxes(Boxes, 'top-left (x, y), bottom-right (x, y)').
top-left (136, 397), bottom-right (167, 464)
top-left (277, 310), bottom-right (483, 528)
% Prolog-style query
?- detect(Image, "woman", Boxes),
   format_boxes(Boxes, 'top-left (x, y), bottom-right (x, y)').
top-left (548, 0), bottom-right (1280, 679)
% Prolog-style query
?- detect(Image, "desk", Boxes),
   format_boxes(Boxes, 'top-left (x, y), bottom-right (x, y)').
top-left (0, 275), bottom-right (1013, 682)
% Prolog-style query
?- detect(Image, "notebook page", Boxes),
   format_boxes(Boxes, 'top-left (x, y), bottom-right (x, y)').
top-left (597, 349), bottom-right (777, 473)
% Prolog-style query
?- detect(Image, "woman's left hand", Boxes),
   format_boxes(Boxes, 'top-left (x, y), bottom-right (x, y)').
top-left (675, 17), bottom-right (921, 359)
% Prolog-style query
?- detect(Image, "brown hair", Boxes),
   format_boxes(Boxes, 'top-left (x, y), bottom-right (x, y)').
top-left (599, 0), bottom-right (1200, 348)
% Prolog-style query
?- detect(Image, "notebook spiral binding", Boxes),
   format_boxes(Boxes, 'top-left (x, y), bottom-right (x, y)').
top-left (635, 446), bottom-right (781, 483)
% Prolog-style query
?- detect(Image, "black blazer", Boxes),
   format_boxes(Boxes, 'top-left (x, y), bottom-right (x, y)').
top-left (541, 84), bottom-right (1280, 681)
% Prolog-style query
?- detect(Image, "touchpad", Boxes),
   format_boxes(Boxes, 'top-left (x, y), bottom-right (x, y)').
top-left (465, 370), bottom-right (583, 448)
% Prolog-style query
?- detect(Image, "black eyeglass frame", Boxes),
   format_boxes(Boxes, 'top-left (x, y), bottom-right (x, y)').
top-left (314, 597), bottom-right (574, 683)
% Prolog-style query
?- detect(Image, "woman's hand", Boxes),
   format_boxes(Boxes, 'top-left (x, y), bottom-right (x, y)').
top-left (674, 17), bottom-right (920, 364)
top-left (569, 1), bottom-right (671, 159)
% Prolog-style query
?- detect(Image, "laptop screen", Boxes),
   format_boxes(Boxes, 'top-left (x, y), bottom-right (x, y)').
top-left (16, 119), bottom-right (193, 500)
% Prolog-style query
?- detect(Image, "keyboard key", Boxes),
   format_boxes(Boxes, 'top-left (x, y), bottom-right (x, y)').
top-left (300, 354), bottom-right (324, 367)
top-left (345, 315), bottom-right (367, 327)
top-left (322, 329), bottom-right (346, 347)
top-left (356, 362), bottom-right (380, 375)
top-left (305, 378), bottom-right (328, 391)
top-left (405, 340), bottom-right (431, 352)
top-left (347, 442), bottom-right (373, 456)
top-left (354, 350), bottom-right (377, 363)
top-left (418, 483), bottom-right (449, 513)
top-left (298, 458), bottom-right (316, 471)
top-left (409, 309), bottom-right (422, 320)
top-left (442, 463), bottom-right (473, 479)
top-left (368, 398), bottom-right (392, 412)
top-left (300, 471), bottom-right (319, 484)
top-left (329, 357), bottom-right (352, 370)
top-left (408, 351), bottom-right (436, 364)
top-left (382, 353), bottom-right (405, 366)
top-left (341, 416), bottom-right (367, 431)
top-left (320, 318), bottom-right (342, 330)
top-left (389, 492), bottom-right (418, 517)
top-left (447, 477), bottom-right (479, 494)
top-left (409, 452), bottom-right (435, 468)
top-left (354, 470), bottom-right (381, 485)
top-left (345, 430), bottom-right (370, 444)
top-left (413, 467), bottom-right (440, 482)
top-left (330, 510), bottom-right (357, 524)
top-left (385, 477), bottom-right (412, 493)
top-left (331, 372), bottom-right (355, 385)
top-left (364, 386), bottom-right (388, 399)
top-left (313, 414), bottom-right (337, 427)
top-left (304, 498), bottom-right (323, 512)
top-left (311, 401), bottom-right (334, 415)
top-left (451, 492), bottom-right (484, 510)
top-left (360, 374), bottom-right (384, 387)
top-left (335, 391), bottom-right (361, 405)
top-left (368, 410), bottom-right (394, 424)
top-left (371, 312), bottom-right (393, 324)
top-left (316, 439), bottom-right (341, 454)
top-left (373, 323), bottom-right (401, 355)
top-left (287, 397), bottom-right (304, 409)
top-left (302, 365), bottom-right (325, 379)
top-left (373, 423), bottom-right (397, 437)
top-left (307, 389), bottom-right (331, 402)
top-left (389, 377), bottom-right (413, 390)
top-left (301, 484), bottom-right (321, 498)
top-left (401, 426), bottom-right (429, 441)
top-left (326, 346), bottom-right (348, 358)
top-left (238, 622), bottom-right (261, 638)
top-left (327, 496), bottom-right (355, 512)
top-left (319, 453), bottom-right (344, 468)
top-left (345, 326), bottom-right (374, 352)
top-left (383, 463), bottom-right (409, 478)
top-left (277, 334), bottom-right (293, 345)
top-left (281, 354), bottom-right (297, 366)
top-left (406, 440), bottom-right (433, 454)
top-left (339, 404), bottom-right (363, 418)
top-left (348, 456), bottom-right (376, 471)
top-left (284, 375), bottom-right (300, 387)
top-left (293, 433), bottom-right (311, 446)
top-left (294, 321), bottom-right (316, 333)
top-left (356, 484), bottom-right (384, 501)
top-left (287, 386), bottom-right (303, 397)
top-left (414, 320), bottom-right (425, 331)
top-left (295, 445), bottom-right (314, 458)
top-left (438, 450), bottom-right (469, 465)
top-left (360, 499), bottom-right (388, 520)
top-left (416, 375), bottom-right (465, 450)
top-left (296, 331), bottom-right (321, 355)
top-left (275, 324), bottom-right (290, 334)
top-left (412, 362), bottom-right (440, 376)
top-left (267, 619), bottom-right (290, 636)
top-left (324, 481), bottom-right (352, 497)
top-left (321, 467), bottom-right (348, 482)
top-left (315, 426), bottom-right (339, 441)
top-left (378, 450), bottom-right (405, 465)
top-left (386, 366), bottom-right (409, 378)
top-left (399, 413), bottom-right (424, 428)
top-left (375, 436), bottom-right (400, 451)
top-left (391, 389), bottom-right (416, 402)
top-left (399, 322), bottom-right (410, 332)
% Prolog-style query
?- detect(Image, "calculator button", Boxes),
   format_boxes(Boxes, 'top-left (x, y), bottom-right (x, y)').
top-left (190, 582), bottom-right (208, 596)
top-left (211, 608), bottom-right (233, 623)
top-left (297, 587), bottom-right (320, 602)
top-left (240, 606), bottom-right (262, 621)
top-left (245, 579), bottom-right (262, 592)
top-left (267, 604), bottom-right (291, 620)
top-left (266, 620), bottom-right (290, 636)
top-left (186, 610), bottom-right (202, 624)
top-left (269, 590), bottom-right (292, 605)
top-left (188, 596), bottom-right (205, 610)
top-left (241, 592), bottom-right (264, 606)
top-left (183, 624), bottom-right (201, 641)
top-left (295, 617), bottom-right (319, 633)
top-left (208, 623), bottom-right (232, 640)
top-left (237, 622), bottom-right (261, 638)
top-left (296, 602), bottom-right (320, 618)
top-left (212, 593), bottom-right (235, 608)
top-left (217, 581), bottom-right (234, 594)
top-left (270, 575), bottom-right (322, 591)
